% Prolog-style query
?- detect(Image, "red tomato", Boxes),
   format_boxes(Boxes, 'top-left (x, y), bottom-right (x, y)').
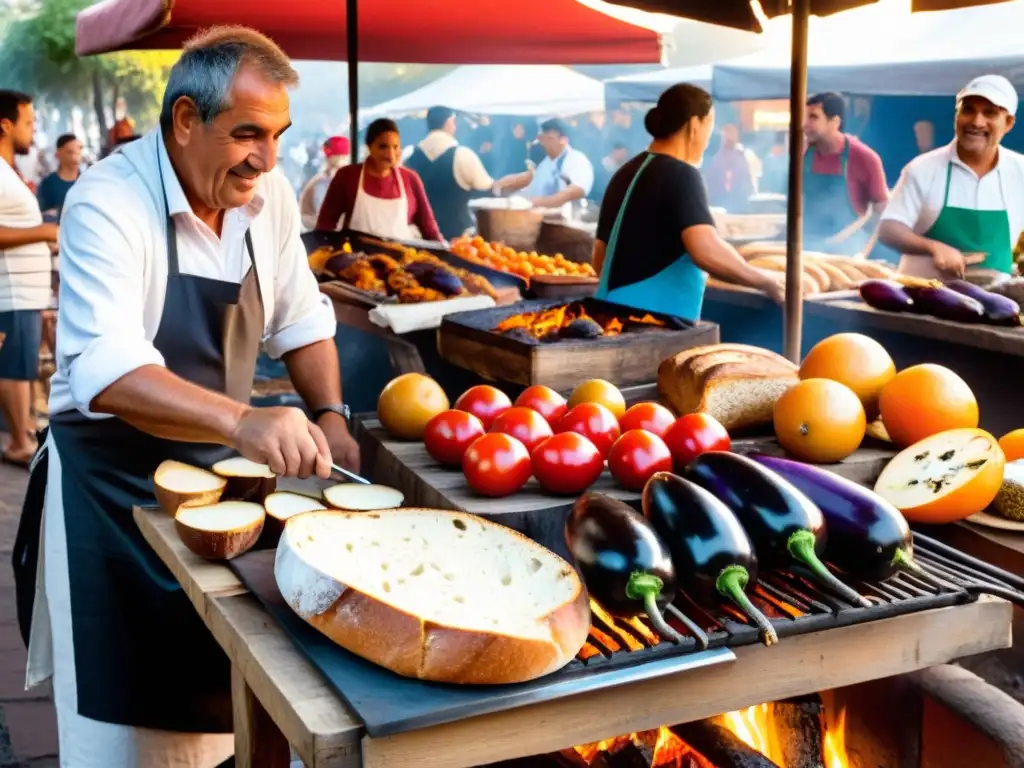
top-left (462, 433), bottom-right (532, 497)
top-left (608, 430), bottom-right (673, 491)
top-left (662, 413), bottom-right (732, 472)
top-left (531, 432), bottom-right (604, 495)
top-left (514, 385), bottom-right (568, 428)
top-left (423, 410), bottom-right (486, 466)
top-left (557, 402), bottom-right (622, 457)
top-left (489, 406), bottom-right (554, 453)
top-left (619, 402), bottom-right (676, 438)
top-left (454, 385), bottom-right (512, 430)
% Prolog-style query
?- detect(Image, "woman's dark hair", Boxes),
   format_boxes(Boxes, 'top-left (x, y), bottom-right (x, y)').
top-left (644, 83), bottom-right (713, 140)
top-left (365, 118), bottom-right (399, 146)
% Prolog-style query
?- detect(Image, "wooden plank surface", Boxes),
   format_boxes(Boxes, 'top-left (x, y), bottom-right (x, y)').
top-left (132, 506), bottom-right (246, 616)
top-left (232, 665), bottom-right (292, 768)
top-left (359, 596), bottom-right (1012, 768)
top-left (806, 299), bottom-right (1024, 357)
top-left (208, 594), bottom-right (363, 768)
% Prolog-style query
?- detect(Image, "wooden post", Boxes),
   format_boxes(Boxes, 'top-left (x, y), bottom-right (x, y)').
top-left (783, 0), bottom-right (810, 362)
top-left (232, 665), bottom-right (292, 768)
top-left (347, 0), bottom-right (359, 164)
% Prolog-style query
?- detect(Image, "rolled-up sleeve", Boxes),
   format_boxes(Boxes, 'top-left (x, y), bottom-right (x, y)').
top-left (57, 182), bottom-right (165, 410)
top-left (264, 177), bottom-right (337, 359)
top-left (881, 163), bottom-right (926, 231)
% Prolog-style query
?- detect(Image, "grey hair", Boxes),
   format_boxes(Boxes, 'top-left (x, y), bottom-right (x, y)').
top-left (159, 26), bottom-right (298, 134)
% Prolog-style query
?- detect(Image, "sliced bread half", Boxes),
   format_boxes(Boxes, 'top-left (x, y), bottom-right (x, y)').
top-left (275, 509), bottom-right (590, 684)
top-left (153, 460), bottom-right (226, 516)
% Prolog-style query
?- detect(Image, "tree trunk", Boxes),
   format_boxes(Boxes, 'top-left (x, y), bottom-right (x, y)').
top-left (92, 70), bottom-right (108, 148)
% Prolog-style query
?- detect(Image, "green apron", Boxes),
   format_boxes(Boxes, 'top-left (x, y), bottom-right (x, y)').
top-left (596, 153), bottom-right (707, 321)
top-left (923, 161), bottom-right (1013, 273)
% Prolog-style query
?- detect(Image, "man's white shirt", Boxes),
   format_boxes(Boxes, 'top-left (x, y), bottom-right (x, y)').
top-left (0, 157), bottom-right (52, 312)
top-left (49, 130), bottom-right (336, 418)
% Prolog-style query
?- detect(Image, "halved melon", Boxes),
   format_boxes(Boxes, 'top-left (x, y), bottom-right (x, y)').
top-left (153, 460), bottom-right (226, 516)
top-left (322, 483), bottom-right (405, 512)
top-left (261, 492), bottom-right (327, 548)
top-left (874, 428), bottom-right (1006, 524)
top-left (212, 456), bottom-right (278, 502)
top-left (175, 501), bottom-right (265, 560)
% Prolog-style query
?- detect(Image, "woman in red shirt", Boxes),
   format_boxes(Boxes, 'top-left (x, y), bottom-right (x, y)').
top-left (316, 118), bottom-right (442, 241)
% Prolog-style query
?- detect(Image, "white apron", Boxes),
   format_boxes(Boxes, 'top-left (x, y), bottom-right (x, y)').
top-left (346, 163), bottom-right (415, 240)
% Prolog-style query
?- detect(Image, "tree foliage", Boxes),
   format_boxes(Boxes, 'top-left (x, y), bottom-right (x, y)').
top-left (0, 0), bottom-right (177, 138)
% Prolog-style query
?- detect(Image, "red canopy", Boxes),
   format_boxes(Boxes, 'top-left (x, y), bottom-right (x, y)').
top-left (75, 0), bottom-right (668, 64)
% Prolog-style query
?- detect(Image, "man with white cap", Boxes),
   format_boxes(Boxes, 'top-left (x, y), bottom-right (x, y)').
top-left (879, 75), bottom-right (1022, 278)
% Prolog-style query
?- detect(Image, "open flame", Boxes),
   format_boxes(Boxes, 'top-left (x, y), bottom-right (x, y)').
top-left (572, 702), bottom-right (849, 768)
top-left (492, 303), bottom-right (664, 341)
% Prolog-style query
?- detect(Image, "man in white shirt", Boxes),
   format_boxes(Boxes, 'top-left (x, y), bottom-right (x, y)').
top-left (0, 90), bottom-right (58, 467)
top-left (879, 75), bottom-right (1024, 278)
top-left (496, 118), bottom-right (595, 209)
top-left (22, 27), bottom-right (358, 766)
top-left (404, 106), bottom-right (496, 239)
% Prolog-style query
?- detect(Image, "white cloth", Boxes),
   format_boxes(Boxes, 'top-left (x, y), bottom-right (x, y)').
top-left (525, 145), bottom-right (595, 198)
top-left (49, 129), bottom-right (337, 418)
top-left (347, 163), bottom-right (414, 240)
top-left (0, 157), bottom-right (52, 311)
top-left (415, 131), bottom-right (494, 192)
top-left (882, 140), bottom-right (1024, 246)
top-left (27, 434), bottom-right (234, 768)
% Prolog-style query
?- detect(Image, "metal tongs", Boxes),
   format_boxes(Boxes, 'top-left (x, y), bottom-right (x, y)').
top-left (331, 463), bottom-right (372, 485)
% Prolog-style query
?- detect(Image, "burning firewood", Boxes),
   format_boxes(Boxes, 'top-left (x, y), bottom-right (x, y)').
top-left (668, 723), bottom-right (781, 768)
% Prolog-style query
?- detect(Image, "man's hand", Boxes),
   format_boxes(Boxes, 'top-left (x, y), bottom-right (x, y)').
top-left (760, 272), bottom-right (786, 305)
top-left (929, 241), bottom-right (966, 277)
top-left (230, 406), bottom-right (332, 479)
top-left (40, 222), bottom-right (59, 243)
top-left (316, 411), bottom-right (361, 473)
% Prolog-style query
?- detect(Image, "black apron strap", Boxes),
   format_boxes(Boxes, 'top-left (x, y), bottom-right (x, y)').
top-left (12, 428), bottom-right (50, 647)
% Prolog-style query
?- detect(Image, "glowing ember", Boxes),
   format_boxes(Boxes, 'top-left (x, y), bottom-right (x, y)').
top-left (492, 303), bottom-right (665, 341)
top-left (823, 706), bottom-right (848, 768)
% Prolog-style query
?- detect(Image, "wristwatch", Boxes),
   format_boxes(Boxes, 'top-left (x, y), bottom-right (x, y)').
top-left (312, 404), bottom-right (351, 424)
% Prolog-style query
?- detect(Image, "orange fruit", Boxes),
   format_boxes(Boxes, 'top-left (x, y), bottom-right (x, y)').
top-left (568, 379), bottom-right (627, 420)
top-left (377, 373), bottom-right (450, 440)
top-left (874, 428), bottom-right (1005, 523)
top-left (998, 428), bottom-right (1024, 462)
top-left (799, 333), bottom-right (895, 419)
top-left (878, 364), bottom-right (978, 447)
top-left (773, 379), bottom-right (866, 463)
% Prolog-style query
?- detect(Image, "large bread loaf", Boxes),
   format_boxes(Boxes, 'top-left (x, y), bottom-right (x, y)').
top-left (658, 344), bottom-right (798, 431)
top-left (275, 509), bottom-right (591, 684)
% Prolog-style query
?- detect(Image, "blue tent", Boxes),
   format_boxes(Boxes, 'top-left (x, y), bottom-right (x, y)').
top-left (712, 3), bottom-right (1024, 101)
top-left (604, 65), bottom-right (713, 109)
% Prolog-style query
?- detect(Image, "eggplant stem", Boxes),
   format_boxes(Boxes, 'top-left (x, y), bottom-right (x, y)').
top-left (664, 603), bottom-right (710, 650)
top-left (641, 591), bottom-right (686, 645)
top-left (625, 572), bottom-right (686, 645)
top-left (716, 565), bottom-right (778, 647)
top-left (893, 547), bottom-right (928, 577)
top-left (787, 530), bottom-right (872, 608)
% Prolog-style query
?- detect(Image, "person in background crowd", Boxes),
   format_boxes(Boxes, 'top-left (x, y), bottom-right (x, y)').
top-left (497, 121), bottom-right (531, 176)
top-left (703, 124), bottom-right (754, 213)
top-left (0, 90), bottom-right (57, 468)
top-left (760, 131), bottom-right (789, 195)
top-left (880, 75), bottom-right (1023, 278)
top-left (37, 133), bottom-right (83, 220)
top-left (404, 106), bottom-right (495, 240)
top-left (299, 135), bottom-right (350, 230)
top-left (802, 91), bottom-right (889, 254)
top-left (593, 83), bottom-right (784, 321)
top-left (914, 120), bottom-right (936, 154)
top-left (593, 142), bottom-right (630, 202)
top-left (495, 118), bottom-right (594, 209)
top-left (474, 125), bottom-right (498, 178)
top-left (317, 118), bottom-right (442, 241)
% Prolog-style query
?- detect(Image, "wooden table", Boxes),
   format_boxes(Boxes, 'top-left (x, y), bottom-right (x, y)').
top-left (134, 486), bottom-right (1012, 767)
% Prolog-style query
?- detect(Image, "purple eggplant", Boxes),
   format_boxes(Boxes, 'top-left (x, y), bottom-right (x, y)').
top-left (903, 284), bottom-right (985, 323)
top-left (946, 280), bottom-right (1022, 326)
top-left (749, 455), bottom-right (920, 582)
top-left (859, 280), bottom-right (914, 312)
top-left (687, 453), bottom-right (871, 607)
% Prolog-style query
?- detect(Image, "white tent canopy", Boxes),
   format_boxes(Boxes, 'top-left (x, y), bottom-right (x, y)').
top-left (359, 65), bottom-right (605, 122)
top-left (712, 1), bottom-right (1024, 100)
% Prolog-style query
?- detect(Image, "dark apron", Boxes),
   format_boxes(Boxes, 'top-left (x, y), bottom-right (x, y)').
top-left (15, 149), bottom-right (265, 731)
top-left (802, 138), bottom-right (869, 256)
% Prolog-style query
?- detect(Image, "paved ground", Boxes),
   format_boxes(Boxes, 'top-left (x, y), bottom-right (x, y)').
top-left (0, 451), bottom-right (58, 767)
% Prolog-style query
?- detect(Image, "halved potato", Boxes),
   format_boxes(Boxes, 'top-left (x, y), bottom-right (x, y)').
top-left (212, 456), bottom-right (277, 502)
top-left (153, 460), bottom-right (226, 516)
top-left (174, 501), bottom-right (265, 560)
top-left (261, 491), bottom-right (327, 548)
top-left (322, 483), bottom-right (405, 512)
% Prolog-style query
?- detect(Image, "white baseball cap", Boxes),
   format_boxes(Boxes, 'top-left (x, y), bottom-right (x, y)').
top-left (957, 75), bottom-right (1018, 117)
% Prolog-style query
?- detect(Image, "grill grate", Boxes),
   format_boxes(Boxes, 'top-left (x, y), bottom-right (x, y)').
top-left (562, 532), bottom-right (1004, 676)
